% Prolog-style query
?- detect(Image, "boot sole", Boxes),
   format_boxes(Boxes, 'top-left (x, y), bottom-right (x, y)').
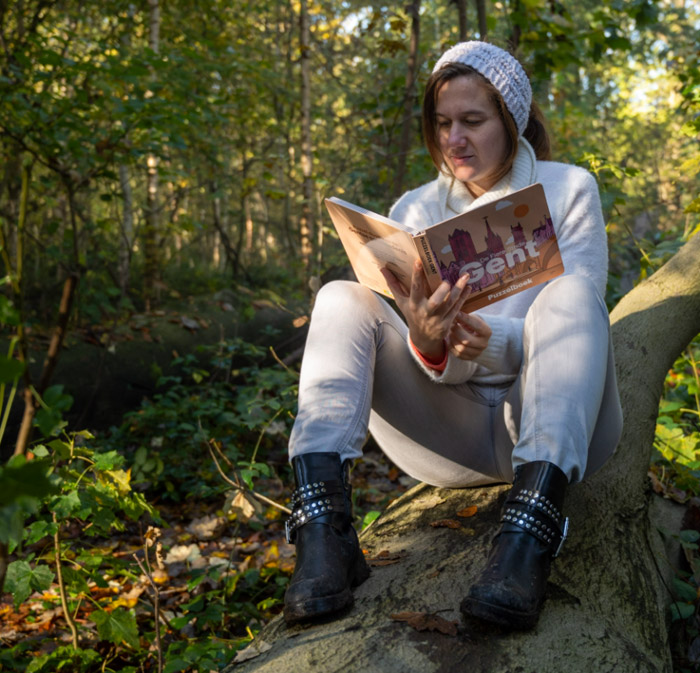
top-left (284, 556), bottom-right (370, 625)
top-left (460, 595), bottom-right (539, 630)
top-left (284, 587), bottom-right (354, 624)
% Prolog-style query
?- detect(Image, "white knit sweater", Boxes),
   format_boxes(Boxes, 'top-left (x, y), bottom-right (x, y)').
top-left (388, 139), bottom-right (608, 385)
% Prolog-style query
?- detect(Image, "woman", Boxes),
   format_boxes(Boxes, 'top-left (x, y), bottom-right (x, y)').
top-left (282, 41), bottom-right (623, 630)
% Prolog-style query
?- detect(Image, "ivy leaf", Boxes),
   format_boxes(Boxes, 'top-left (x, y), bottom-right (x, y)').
top-left (673, 577), bottom-right (699, 603)
top-left (92, 608), bottom-right (140, 648)
top-left (670, 601), bottom-right (696, 621)
top-left (52, 490), bottom-right (82, 519)
top-left (5, 560), bottom-right (55, 608)
top-left (25, 519), bottom-right (59, 545)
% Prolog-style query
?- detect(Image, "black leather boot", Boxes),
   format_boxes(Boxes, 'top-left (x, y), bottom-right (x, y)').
top-left (461, 461), bottom-right (569, 629)
top-left (283, 452), bottom-right (370, 624)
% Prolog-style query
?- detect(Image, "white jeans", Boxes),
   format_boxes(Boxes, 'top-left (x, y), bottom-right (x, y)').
top-left (289, 276), bottom-right (622, 486)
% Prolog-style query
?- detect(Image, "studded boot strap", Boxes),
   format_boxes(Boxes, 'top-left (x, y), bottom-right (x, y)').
top-left (285, 478), bottom-right (349, 544)
top-left (501, 488), bottom-right (569, 558)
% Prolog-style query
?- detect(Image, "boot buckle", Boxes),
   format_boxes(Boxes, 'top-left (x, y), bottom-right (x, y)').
top-left (554, 517), bottom-right (569, 558)
top-left (285, 518), bottom-right (292, 544)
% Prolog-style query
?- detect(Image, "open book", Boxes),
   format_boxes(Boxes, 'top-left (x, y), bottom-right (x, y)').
top-left (325, 183), bottom-right (564, 312)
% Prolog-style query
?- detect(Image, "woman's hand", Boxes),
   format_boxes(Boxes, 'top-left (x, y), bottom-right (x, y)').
top-left (381, 260), bottom-right (471, 360)
top-left (448, 311), bottom-right (492, 360)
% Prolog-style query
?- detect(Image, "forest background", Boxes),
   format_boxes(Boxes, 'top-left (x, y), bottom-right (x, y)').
top-left (0, 0), bottom-right (699, 672)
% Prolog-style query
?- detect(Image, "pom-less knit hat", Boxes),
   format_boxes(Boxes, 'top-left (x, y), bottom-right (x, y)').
top-left (432, 41), bottom-right (532, 136)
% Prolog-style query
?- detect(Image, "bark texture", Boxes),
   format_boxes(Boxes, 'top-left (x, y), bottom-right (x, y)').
top-left (227, 232), bottom-right (700, 672)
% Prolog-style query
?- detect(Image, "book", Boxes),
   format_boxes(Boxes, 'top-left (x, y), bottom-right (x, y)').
top-left (324, 182), bottom-right (564, 312)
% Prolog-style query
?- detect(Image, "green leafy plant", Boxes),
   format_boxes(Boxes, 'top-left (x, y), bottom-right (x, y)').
top-left (106, 337), bottom-right (298, 501)
top-left (651, 335), bottom-right (700, 498)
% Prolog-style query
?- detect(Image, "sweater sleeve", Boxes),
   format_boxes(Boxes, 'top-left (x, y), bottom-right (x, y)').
top-left (541, 165), bottom-right (609, 297)
top-left (472, 314), bottom-right (524, 375)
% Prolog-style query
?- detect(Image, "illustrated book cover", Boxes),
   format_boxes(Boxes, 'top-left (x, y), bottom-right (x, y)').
top-left (324, 182), bottom-right (564, 312)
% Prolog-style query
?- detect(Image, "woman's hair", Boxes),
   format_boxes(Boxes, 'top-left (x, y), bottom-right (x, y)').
top-left (422, 62), bottom-right (551, 184)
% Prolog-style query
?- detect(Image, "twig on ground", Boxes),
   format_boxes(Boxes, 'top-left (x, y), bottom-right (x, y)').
top-left (207, 440), bottom-right (291, 515)
top-left (133, 530), bottom-right (163, 673)
top-left (52, 512), bottom-right (79, 650)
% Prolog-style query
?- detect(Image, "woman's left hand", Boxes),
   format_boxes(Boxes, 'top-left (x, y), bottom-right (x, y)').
top-left (448, 311), bottom-right (492, 360)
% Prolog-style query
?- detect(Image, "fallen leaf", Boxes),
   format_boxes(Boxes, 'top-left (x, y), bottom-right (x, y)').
top-left (164, 544), bottom-right (201, 565)
top-left (390, 611), bottom-right (458, 636)
top-left (233, 639), bottom-right (272, 663)
top-left (430, 519), bottom-right (461, 529)
top-left (292, 316), bottom-right (309, 328)
top-left (186, 515), bottom-right (226, 540)
top-left (457, 506), bottom-right (478, 518)
top-left (366, 550), bottom-right (407, 566)
top-left (226, 490), bottom-right (262, 522)
top-left (110, 584), bottom-right (147, 609)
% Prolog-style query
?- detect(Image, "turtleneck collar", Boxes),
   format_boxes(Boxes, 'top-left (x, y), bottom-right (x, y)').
top-left (437, 137), bottom-right (538, 220)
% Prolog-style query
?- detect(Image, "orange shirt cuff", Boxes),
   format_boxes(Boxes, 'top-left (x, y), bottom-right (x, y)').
top-left (409, 336), bottom-right (448, 372)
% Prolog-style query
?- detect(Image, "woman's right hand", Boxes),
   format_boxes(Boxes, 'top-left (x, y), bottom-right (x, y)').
top-left (381, 260), bottom-right (471, 360)
top-left (448, 311), bottom-right (492, 361)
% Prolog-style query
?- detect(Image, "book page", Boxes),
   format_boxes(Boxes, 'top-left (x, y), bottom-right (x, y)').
top-left (325, 198), bottom-right (419, 299)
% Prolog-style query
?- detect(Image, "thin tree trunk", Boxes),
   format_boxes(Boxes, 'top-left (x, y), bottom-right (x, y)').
top-left (0, 542), bottom-right (8, 596)
top-left (392, 0), bottom-right (421, 200)
top-left (508, 0), bottom-right (521, 50)
top-left (299, 0), bottom-right (314, 274)
top-left (118, 164), bottom-right (133, 295)
top-left (143, 0), bottom-right (161, 310)
top-left (117, 7), bottom-right (135, 296)
top-left (454, 0), bottom-right (468, 41)
top-left (475, 0), bottom-right (487, 39)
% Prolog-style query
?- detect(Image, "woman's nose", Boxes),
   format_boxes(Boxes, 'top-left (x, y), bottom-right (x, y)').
top-left (447, 124), bottom-right (467, 146)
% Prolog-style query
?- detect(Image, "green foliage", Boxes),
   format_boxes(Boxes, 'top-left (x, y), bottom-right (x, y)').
top-left (651, 335), bottom-right (700, 498)
top-left (0, 454), bottom-right (57, 550)
top-left (92, 608), bottom-right (140, 648)
top-left (1, 330), bottom-right (296, 672)
top-left (105, 336), bottom-right (297, 500)
top-left (4, 559), bottom-right (55, 608)
top-left (23, 646), bottom-right (103, 673)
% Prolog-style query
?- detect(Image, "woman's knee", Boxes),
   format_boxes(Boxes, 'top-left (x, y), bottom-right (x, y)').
top-left (532, 274), bottom-right (607, 318)
top-left (314, 280), bottom-right (388, 317)
top-left (315, 280), bottom-right (373, 306)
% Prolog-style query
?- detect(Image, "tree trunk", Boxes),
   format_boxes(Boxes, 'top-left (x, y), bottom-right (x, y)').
top-left (392, 0), bottom-right (421, 201)
top-left (225, 232), bottom-right (700, 672)
top-left (454, 0), bottom-right (468, 41)
top-left (117, 7), bottom-right (135, 296)
top-left (299, 0), bottom-right (314, 274)
top-left (475, 0), bottom-right (487, 39)
top-left (143, 0), bottom-right (161, 311)
top-left (118, 164), bottom-right (133, 295)
top-left (508, 0), bottom-right (521, 51)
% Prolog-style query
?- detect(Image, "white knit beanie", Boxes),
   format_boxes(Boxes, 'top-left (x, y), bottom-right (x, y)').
top-left (432, 41), bottom-right (532, 136)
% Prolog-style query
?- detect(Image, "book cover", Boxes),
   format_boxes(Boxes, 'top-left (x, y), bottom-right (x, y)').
top-left (325, 183), bottom-right (564, 311)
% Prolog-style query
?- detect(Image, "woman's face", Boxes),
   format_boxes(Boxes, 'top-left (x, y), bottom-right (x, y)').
top-left (436, 75), bottom-right (508, 197)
